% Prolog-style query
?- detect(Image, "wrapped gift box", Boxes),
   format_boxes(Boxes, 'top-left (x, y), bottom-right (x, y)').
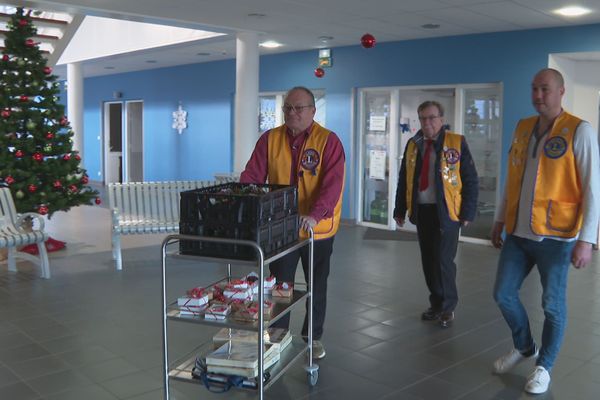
top-left (224, 287), bottom-right (253, 301)
top-left (272, 282), bottom-right (293, 298)
top-left (177, 293), bottom-right (209, 308)
top-left (205, 303), bottom-right (231, 320)
top-left (179, 303), bottom-right (208, 316)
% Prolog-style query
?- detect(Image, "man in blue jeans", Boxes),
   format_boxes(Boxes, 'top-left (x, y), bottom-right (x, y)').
top-left (491, 68), bottom-right (599, 394)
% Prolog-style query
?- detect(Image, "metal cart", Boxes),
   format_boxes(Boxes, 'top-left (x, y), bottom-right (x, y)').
top-left (161, 231), bottom-right (318, 400)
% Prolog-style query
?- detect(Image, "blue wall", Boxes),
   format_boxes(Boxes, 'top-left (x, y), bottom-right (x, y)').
top-left (81, 23), bottom-right (600, 219)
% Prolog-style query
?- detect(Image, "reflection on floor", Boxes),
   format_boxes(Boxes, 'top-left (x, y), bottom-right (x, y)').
top-left (1, 204), bottom-right (599, 400)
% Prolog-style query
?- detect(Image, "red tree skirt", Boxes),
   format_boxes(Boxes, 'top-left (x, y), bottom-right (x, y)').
top-left (21, 237), bottom-right (66, 255)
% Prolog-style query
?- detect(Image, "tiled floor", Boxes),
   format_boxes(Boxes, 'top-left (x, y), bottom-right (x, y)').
top-left (1, 202), bottom-right (600, 400)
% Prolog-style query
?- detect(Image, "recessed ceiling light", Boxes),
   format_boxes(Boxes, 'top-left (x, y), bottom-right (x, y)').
top-left (145, 60), bottom-right (157, 64)
top-left (196, 52), bottom-right (211, 56)
top-left (260, 41), bottom-right (282, 48)
top-left (318, 36), bottom-right (334, 43)
top-left (104, 66), bottom-right (115, 70)
top-left (248, 13), bottom-right (266, 17)
top-left (554, 6), bottom-right (590, 17)
top-left (421, 23), bottom-right (440, 29)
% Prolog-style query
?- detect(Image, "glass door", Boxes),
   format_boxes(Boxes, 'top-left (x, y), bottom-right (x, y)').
top-left (357, 89), bottom-right (396, 227)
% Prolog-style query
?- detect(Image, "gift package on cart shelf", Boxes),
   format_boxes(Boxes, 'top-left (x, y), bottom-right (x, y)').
top-left (179, 183), bottom-right (299, 260)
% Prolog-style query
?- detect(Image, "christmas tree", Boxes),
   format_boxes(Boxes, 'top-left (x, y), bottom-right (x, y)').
top-left (0, 7), bottom-right (99, 218)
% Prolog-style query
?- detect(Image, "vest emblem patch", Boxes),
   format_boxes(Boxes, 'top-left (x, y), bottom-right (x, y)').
top-left (301, 148), bottom-right (320, 170)
top-left (444, 148), bottom-right (460, 164)
top-left (544, 136), bottom-right (568, 159)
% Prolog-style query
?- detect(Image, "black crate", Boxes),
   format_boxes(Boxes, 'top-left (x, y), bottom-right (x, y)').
top-left (179, 183), bottom-right (299, 260)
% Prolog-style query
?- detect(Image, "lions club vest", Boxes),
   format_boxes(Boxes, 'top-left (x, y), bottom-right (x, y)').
top-left (505, 112), bottom-right (583, 238)
top-left (267, 123), bottom-right (344, 240)
top-left (404, 132), bottom-right (463, 222)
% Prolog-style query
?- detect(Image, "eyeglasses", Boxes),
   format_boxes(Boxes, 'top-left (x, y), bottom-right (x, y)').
top-left (282, 104), bottom-right (314, 114)
top-left (418, 115), bottom-right (441, 122)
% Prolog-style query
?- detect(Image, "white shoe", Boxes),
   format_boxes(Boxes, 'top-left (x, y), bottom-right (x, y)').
top-left (525, 366), bottom-right (550, 394)
top-left (493, 346), bottom-right (539, 374)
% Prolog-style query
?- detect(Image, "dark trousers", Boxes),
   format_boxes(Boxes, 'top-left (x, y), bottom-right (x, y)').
top-left (269, 236), bottom-right (334, 340)
top-left (416, 204), bottom-right (460, 313)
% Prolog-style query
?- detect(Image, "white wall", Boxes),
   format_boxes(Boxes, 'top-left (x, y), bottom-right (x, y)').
top-left (550, 55), bottom-right (600, 131)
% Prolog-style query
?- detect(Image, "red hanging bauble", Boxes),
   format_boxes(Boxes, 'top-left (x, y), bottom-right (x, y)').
top-left (95, 197), bottom-right (102, 205)
top-left (43, 66), bottom-right (53, 75)
top-left (2, 54), bottom-right (9, 62)
top-left (1, 108), bottom-right (11, 118)
top-left (38, 205), bottom-right (48, 215)
top-left (63, 153), bottom-right (71, 161)
top-left (53, 180), bottom-right (62, 189)
top-left (45, 132), bottom-right (54, 140)
top-left (59, 116), bottom-right (68, 126)
top-left (28, 184), bottom-right (37, 193)
top-left (19, 95), bottom-right (28, 102)
top-left (32, 152), bottom-right (43, 162)
top-left (15, 150), bottom-right (24, 158)
top-left (25, 39), bottom-right (36, 47)
top-left (81, 176), bottom-right (89, 184)
top-left (314, 67), bottom-right (325, 78)
top-left (69, 184), bottom-right (78, 193)
top-left (4, 176), bottom-right (15, 185)
top-left (18, 19), bottom-right (28, 27)
top-left (74, 154), bottom-right (81, 161)
top-left (361, 33), bottom-right (376, 48)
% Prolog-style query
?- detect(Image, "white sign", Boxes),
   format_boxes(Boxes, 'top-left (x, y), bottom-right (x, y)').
top-left (369, 150), bottom-right (387, 180)
top-left (369, 115), bottom-right (386, 131)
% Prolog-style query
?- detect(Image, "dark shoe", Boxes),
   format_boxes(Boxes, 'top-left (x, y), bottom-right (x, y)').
top-left (439, 311), bottom-right (454, 328)
top-left (421, 308), bottom-right (441, 321)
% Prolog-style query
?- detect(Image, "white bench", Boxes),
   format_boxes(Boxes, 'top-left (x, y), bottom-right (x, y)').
top-left (0, 188), bottom-right (51, 279)
top-left (108, 180), bottom-right (214, 270)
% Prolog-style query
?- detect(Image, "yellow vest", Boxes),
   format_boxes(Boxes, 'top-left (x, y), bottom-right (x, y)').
top-left (505, 112), bottom-right (583, 237)
top-left (267, 123), bottom-right (344, 240)
top-left (405, 132), bottom-right (463, 221)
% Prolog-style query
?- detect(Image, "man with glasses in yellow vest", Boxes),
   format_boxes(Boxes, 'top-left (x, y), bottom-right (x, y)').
top-left (491, 68), bottom-right (600, 394)
top-left (240, 86), bottom-right (345, 360)
top-left (394, 100), bottom-right (479, 329)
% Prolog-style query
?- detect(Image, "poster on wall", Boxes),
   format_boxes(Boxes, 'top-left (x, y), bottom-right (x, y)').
top-left (369, 150), bottom-right (387, 180)
top-left (369, 115), bottom-right (386, 131)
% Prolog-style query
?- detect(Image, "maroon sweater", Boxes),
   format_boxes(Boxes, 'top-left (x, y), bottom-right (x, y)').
top-left (240, 123), bottom-right (345, 223)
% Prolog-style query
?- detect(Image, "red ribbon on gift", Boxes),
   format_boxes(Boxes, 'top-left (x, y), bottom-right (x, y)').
top-left (187, 287), bottom-right (207, 298)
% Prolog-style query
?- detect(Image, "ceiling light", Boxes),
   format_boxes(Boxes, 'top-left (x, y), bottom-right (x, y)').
top-left (318, 36), bottom-right (334, 43)
top-left (554, 6), bottom-right (590, 17)
top-left (260, 41), bottom-right (282, 48)
top-left (104, 66), bottom-right (115, 70)
top-left (421, 23), bottom-right (440, 29)
top-left (248, 13), bottom-right (266, 17)
top-left (196, 52), bottom-right (211, 56)
top-left (145, 60), bottom-right (157, 63)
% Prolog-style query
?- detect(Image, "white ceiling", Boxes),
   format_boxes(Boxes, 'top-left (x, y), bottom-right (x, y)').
top-left (8, 0), bottom-right (600, 78)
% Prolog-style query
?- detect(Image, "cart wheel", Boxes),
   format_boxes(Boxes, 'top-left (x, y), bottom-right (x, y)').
top-left (308, 370), bottom-right (318, 386)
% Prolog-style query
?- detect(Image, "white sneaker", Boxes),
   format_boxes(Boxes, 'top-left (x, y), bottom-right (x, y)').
top-left (493, 346), bottom-right (539, 374)
top-left (312, 340), bottom-right (326, 359)
top-left (525, 366), bottom-right (550, 394)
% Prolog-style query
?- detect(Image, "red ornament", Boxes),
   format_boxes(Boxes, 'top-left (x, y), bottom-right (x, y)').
top-left (19, 95), bottom-right (28, 102)
top-left (25, 39), bottom-right (35, 47)
top-left (74, 154), bottom-right (81, 161)
top-left (59, 116), bottom-right (68, 126)
top-left (18, 19), bottom-right (28, 27)
top-left (53, 180), bottom-right (62, 189)
top-left (15, 150), bottom-right (24, 158)
top-left (38, 205), bottom-right (48, 215)
top-left (45, 132), bottom-right (54, 139)
top-left (63, 154), bottom-right (71, 161)
top-left (1, 108), bottom-right (11, 118)
top-left (2, 54), bottom-right (8, 62)
top-left (4, 176), bottom-right (15, 185)
top-left (32, 152), bottom-right (43, 162)
top-left (314, 67), bottom-right (325, 78)
top-left (95, 197), bottom-right (102, 205)
top-left (28, 184), bottom-right (37, 193)
top-left (81, 176), bottom-right (89, 184)
top-left (361, 33), bottom-right (376, 48)
top-left (69, 184), bottom-right (78, 193)
top-left (43, 66), bottom-right (53, 75)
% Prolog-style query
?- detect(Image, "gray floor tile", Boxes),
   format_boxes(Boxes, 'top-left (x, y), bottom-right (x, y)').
top-left (26, 368), bottom-right (94, 396)
top-left (0, 364), bottom-right (21, 388)
top-left (100, 370), bottom-right (164, 399)
top-left (79, 357), bottom-right (142, 383)
top-left (43, 384), bottom-right (119, 400)
top-left (9, 354), bottom-right (71, 380)
top-left (0, 381), bottom-right (41, 400)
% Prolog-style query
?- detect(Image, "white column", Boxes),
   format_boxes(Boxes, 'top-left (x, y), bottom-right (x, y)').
top-left (233, 32), bottom-right (259, 173)
top-left (67, 62), bottom-right (84, 159)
